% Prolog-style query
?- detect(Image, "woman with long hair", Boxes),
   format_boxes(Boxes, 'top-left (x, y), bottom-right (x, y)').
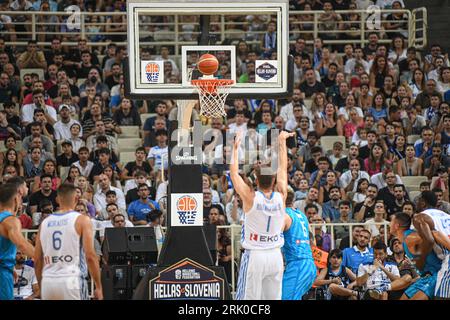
top-left (388, 36), bottom-right (407, 65)
top-left (0, 148), bottom-right (24, 177)
top-left (102, 165), bottom-right (122, 190)
top-left (236, 40), bottom-right (249, 75)
top-left (343, 108), bottom-right (364, 143)
top-left (32, 159), bottom-right (61, 192)
top-left (318, 171), bottom-right (346, 204)
top-left (390, 134), bottom-right (406, 162)
top-left (437, 66), bottom-right (450, 94)
top-left (74, 175), bottom-right (94, 203)
top-left (408, 68), bottom-right (426, 100)
top-left (353, 178), bottom-right (369, 205)
top-left (338, 94), bottom-right (363, 123)
top-left (310, 92), bottom-right (327, 119)
top-left (202, 173), bottom-right (220, 204)
top-left (357, 83), bottom-right (373, 112)
top-left (397, 144), bottom-right (423, 176)
top-left (315, 103), bottom-right (343, 137)
top-left (369, 55), bottom-right (389, 91)
top-left (65, 165), bottom-right (82, 184)
top-left (364, 143), bottom-right (386, 176)
top-left (368, 93), bottom-right (388, 122)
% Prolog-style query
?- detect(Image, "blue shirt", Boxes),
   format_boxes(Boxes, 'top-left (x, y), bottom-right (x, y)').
top-left (127, 199), bottom-right (160, 222)
top-left (0, 211), bottom-right (16, 271)
top-left (368, 107), bottom-right (388, 122)
top-left (414, 142), bottom-right (433, 158)
top-left (322, 201), bottom-right (341, 222)
top-left (282, 208), bottom-right (313, 263)
top-left (342, 246), bottom-right (374, 274)
top-left (403, 229), bottom-right (441, 275)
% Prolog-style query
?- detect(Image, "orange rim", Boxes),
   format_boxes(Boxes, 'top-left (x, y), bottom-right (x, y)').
top-left (191, 79), bottom-right (234, 94)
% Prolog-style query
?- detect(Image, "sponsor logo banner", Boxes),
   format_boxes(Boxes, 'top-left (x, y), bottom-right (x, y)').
top-left (149, 258), bottom-right (225, 300)
top-left (141, 60), bottom-right (164, 84)
top-left (255, 60), bottom-right (278, 83)
top-left (171, 193), bottom-right (203, 226)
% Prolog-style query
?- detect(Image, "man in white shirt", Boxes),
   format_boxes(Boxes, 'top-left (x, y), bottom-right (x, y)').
top-left (371, 171), bottom-right (403, 190)
top-left (13, 251), bottom-right (39, 300)
top-left (93, 173), bottom-right (126, 213)
top-left (340, 159), bottom-right (371, 192)
top-left (72, 147), bottom-right (94, 177)
top-left (356, 241), bottom-right (400, 300)
top-left (54, 104), bottom-right (82, 140)
top-left (279, 88), bottom-right (307, 124)
top-left (147, 129), bottom-right (169, 171)
top-left (345, 47), bottom-right (370, 76)
top-left (21, 89), bottom-right (57, 126)
top-left (227, 111), bottom-right (248, 136)
top-left (86, 120), bottom-right (118, 153)
top-left (99, 204), bottom-right (133, 241)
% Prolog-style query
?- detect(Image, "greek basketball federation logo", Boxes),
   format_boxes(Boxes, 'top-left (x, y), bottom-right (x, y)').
top-left (145, 62), bottom-right (160, 83)
top-left (176, 196), bottom-right (198, 225)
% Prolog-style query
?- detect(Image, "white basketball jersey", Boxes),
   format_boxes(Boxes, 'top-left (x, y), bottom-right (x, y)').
top-left (241, 191), bottom-right (285, 250)
top-left (40, 211), bottom-right (88, 278)
top-left (414, 209), bottom-right (450, 259)
top-left (422, 209), bottom-right (450, 237)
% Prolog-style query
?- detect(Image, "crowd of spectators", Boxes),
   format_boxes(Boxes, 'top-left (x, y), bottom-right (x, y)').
top-left (0, 0), bottom-right (449, 300)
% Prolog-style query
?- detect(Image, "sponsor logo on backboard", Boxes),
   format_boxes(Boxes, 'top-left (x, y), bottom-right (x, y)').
top-left (171, 193), bottom-right (203, 226)
top-left (255, 60), bottom-right (278, 83)
top-left (141, 61), bottom-right (164, 84)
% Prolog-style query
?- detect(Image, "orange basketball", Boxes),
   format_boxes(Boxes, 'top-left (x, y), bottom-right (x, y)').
top-left (177, 196), bottom-right (197, 211)
top-left (197, 54), bottom-right (219, 75)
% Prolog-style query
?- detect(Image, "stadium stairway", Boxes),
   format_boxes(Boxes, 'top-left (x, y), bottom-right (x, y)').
top-left (405, 0), bottom-right (450, 53)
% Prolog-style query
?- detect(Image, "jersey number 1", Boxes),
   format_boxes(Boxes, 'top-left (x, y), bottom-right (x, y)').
top-left (52, 231), bottom-right (63, 250)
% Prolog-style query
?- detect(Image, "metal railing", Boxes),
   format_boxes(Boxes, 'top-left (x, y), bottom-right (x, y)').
top-left (21, 220), bottom-right (389, 299)
top-left (1, 8), bottom-right (427, 52)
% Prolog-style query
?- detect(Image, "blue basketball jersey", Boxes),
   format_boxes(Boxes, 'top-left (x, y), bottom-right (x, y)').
top-left (282, 207), bottom-right (313, 262)
top-left (0, 211), bottom-right (16, 271)
top-left (403, 229), bottom-right (442, 275)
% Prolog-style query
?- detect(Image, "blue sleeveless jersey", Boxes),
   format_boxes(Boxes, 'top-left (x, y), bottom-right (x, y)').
top-left (282, 207), bottom-right (313, 262)
top-left (403, 229), bottom-right (441, 275)
top-left (0, 211), bottom-right (16, 271)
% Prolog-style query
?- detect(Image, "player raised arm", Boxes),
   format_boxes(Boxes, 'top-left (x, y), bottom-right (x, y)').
top-left (76, 215), bottom-right (103, 300)
top-left (276, 131), bottom-right (295, 201)
top-left (229, 132), bottom-right (254, 210)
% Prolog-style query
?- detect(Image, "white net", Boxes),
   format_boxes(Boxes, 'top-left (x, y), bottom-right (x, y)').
top-left (191, 79), bottom-right (234, 119)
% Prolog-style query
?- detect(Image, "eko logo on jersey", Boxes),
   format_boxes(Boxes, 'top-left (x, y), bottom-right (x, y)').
top-left (250, 233), bottom-right (281, 243)
top-left (171, 193), bottom-right (204, 226)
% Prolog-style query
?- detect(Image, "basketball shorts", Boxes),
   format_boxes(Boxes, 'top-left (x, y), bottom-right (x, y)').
top-left (0, 267), bottom-right (13, 300)
top-left (404, 273), bottom-right (437, 299)
top-left (435, 254), bottom-right (450, 298)
top-left (41, 276), bottom-right (89, 300)
top-left (236, 248), bottom-right (284, 300)
top-left (282, 258), bottom-right (317, 300)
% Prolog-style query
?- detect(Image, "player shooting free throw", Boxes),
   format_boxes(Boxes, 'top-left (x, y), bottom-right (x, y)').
top-left (231, 130), bottom-right (295, 300)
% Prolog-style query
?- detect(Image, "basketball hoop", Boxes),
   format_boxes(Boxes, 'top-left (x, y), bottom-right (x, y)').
top-left (191, 77), bottom-right (234, 119)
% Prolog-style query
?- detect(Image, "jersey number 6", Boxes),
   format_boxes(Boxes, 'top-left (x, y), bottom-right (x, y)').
top-left (52, 231), bottom-right (63, 250)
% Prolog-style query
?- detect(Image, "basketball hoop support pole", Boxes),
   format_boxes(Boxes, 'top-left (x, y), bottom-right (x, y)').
top-left (156, 119), bottom-right (213, 266)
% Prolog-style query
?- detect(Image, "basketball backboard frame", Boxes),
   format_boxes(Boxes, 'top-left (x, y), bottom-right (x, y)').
top-left (124, 0), bottom-right (293, 100)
